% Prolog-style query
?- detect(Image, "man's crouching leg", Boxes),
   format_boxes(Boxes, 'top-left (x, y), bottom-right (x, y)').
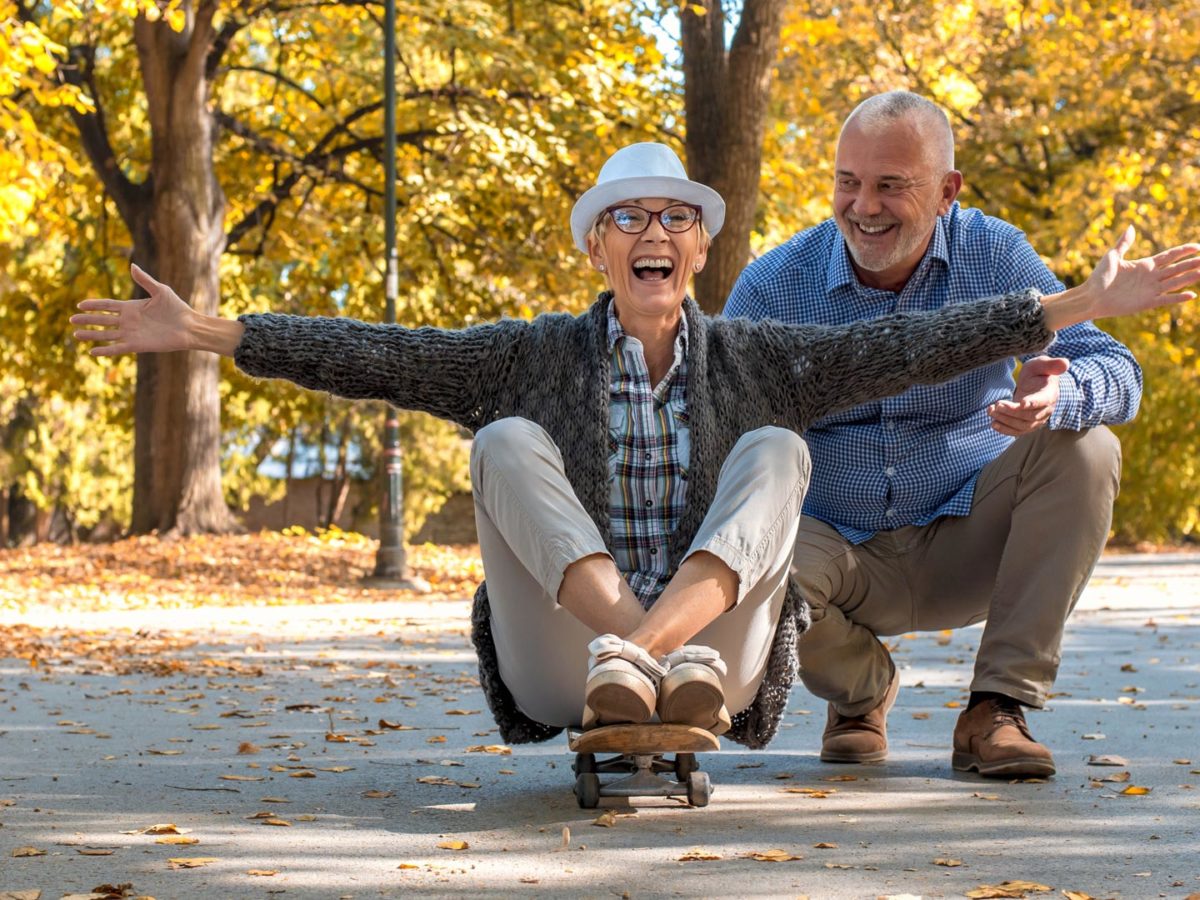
top-left (944, 426), bottom-right (1122, 777)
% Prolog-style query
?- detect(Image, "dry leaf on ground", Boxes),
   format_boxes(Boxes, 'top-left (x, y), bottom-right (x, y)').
top-left (11, 847), bottom-right (46, 857)
top-left (593, 810), bottom-right (617, 827)
top-left (437, 840), bottom-right (469, 851)
top-left (678, 848), bottom-right (722, 861)
top-left (744, 849), bottom-right (803, 862)
top-left (167, 857), bottom-right (219, 869)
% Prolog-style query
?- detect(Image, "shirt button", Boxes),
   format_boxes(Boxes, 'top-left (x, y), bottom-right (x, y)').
top-left (644, 452), bottom-right (652, 461)
top-left (645, 499), bottom-right (653, 507)
top-left (885, 420), bottom-right (895, 431)
top-left (885, 467), bottom-right (896, 477)
top-left (649, 548), bottom-right (658, 555)
top-left (886, 508), bottom-right (897, 518)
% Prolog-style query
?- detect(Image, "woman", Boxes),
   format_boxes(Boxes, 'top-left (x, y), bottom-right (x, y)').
top-left (72, 143), bottom-right (1200, 750)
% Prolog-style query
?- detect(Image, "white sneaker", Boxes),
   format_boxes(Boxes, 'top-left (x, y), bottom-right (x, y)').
top-left (582, 634), bottom-right (667, 730)
top-left (657, 645), bottom-right (730, 735)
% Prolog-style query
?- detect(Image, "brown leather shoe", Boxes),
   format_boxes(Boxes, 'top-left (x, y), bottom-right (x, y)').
top-left (819, 668), bottom-right (900, 764)
top-left (952, 696), bottom-right (1056, 777)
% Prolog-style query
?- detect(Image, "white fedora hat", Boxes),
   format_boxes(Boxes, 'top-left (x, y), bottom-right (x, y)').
top-left (569, 142), bottom-right (726, 253)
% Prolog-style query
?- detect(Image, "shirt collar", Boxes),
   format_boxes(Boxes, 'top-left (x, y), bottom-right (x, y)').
top-left (825, 211), bottom-right (952, 294)
top-left (605, 298), bottom-right (689, 357)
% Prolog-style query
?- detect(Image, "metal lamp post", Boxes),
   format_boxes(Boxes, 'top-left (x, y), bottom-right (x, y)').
top-left (364, 0), bottom-right (428, 591)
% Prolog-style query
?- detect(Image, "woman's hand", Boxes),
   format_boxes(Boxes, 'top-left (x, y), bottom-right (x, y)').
top-left (72, 264), bottom-right (243, 357)
top-left (1045, 227), bottom-right (1200, 330)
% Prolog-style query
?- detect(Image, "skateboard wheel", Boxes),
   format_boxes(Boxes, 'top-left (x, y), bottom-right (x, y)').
top-left (674, 752), bottom-right (698, 780)
top-left (575, 772), bottom-right (601, 808)
top-left (574, 752), bottom-right (596, 776)
top-left (686, 770), bottom-right (711, 807)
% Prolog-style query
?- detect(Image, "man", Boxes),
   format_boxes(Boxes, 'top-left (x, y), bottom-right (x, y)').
top-left (724, 91), bottom-right (1141, 777)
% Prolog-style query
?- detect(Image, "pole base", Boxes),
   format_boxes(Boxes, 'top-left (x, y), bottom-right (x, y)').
top-left (360, 572), bottom-right (431, 593)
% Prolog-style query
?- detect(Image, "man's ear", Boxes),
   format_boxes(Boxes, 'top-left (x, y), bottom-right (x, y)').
top-left (939, 170), bottom-right (964, 215)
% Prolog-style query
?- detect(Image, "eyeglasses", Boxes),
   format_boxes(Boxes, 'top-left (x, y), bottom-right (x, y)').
top-left (604, 203), bottom-right (702, 236)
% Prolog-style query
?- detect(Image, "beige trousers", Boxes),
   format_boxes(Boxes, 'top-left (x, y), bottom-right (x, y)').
top-left (469, 417), bottom-right (810, 728)
top-left (793, 426), bottom-right (1122, 715)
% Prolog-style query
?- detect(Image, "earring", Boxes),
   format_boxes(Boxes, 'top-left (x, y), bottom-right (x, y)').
top-left (693, 263), bottom-right (702, 271)
top-left (598, 264), bottom-right (606, 272)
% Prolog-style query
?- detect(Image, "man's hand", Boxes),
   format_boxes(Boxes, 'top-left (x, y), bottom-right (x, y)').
top-left (987, 356), bottom-right (1069, 437)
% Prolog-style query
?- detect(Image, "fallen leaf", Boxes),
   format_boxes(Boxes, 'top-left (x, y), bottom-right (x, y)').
top-left (437, 840), bottom-right (468, 851)
top-left (218, 775), bottom-right (264, 782)
top-left (237, 742), bottom-right (261, 755)
top-left (824, 862), bottom-right (854, 869)
top-left (142, 823), bottom-right (189, 835)
top-left (972, 792), bottom-right (1001, 801)
top-left (259, 818), bottom-right (291, 826)
top-left (1098, 771), bottom-right (1131, 783)
top-left (416, 776), bottom-right (456, 786)
top-left (678, 848), bottom-right (723, 861)
top-left (362, 790), bottom-right (395, 798)
top-left (167, 857), bottom-right (219, 869)
top-left (259, 797), bottom-right (290, 803)
top-left (1081, 733), bottom-right (1106, 741)
top-left (944, 701), bottom-right (962, 708)
top-left (561, 826), bottom-right (570, 849)
top-left (1086, 754), bottom-right (1128, 766)
top-left (378, 719), bottom-right (415, 730)
top-left (426, 735), bottom-right (447, 744)
top-left (12, 847), bottom-right (46, 857)
top-left (1061, 891), bottom-right (1095, 900)
top-left (812, 842), bottom-right (838, 849)
top-left (0, 891), bottom-right (42, 899)
top-left (317, 766), bottom-right (354, 773)
top-left (822, 775), bottom-right (857, 782)
top-left (1119, 785), bottom-right (1152, 795)
top-left (247, 870), bottom-right (277, 876)
top-left (465, 744), bottom-right (512, 755)
top-left (288, 771), bottom-right (316, 778)
top-left (445, 709), bottom-right (480, 716)
top-left (397, 863), bottom-right (419, 870)
top-left (911, 712), bottom-right (930, 719)
top-left (76, 848), bottom-right (115, 856)
top-left (146, 749), bottom-right (184, 756)
top-left (933, 858), bottom-right (963, 866)
top-left (1173, 759), bottom-right (1192, 765)
top-left (593, 810), bottom-right (617, 827)
top-left (296, 814), bottom-right (317, 822)
top-left (155, 836), bottom-right (200, 845)
top-left (781, 787), bottom-right (836, 797)
top-left (744, 848), bottom-right (803, 862)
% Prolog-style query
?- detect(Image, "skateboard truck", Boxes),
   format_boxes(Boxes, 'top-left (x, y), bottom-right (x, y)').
top-left (567, 723), bottom-right (719, 808)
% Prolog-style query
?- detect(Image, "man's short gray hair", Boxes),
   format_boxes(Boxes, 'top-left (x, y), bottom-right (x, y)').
top-left (842, 91), bottom-right (955, 172)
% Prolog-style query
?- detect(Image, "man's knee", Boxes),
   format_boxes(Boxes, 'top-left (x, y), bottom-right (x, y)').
top-left (1042, 425), bottom-right (1123, 498)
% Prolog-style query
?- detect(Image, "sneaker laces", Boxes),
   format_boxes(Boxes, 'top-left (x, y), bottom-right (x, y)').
top-left (662, 644), bottom-right (728, 677)
top-left (988, 696), bottom-right (1030, 734)
top-left (587, 634), bottom-right (668, 679)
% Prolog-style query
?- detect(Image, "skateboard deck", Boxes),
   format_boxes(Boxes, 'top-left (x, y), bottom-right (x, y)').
top-left (566, 723), bottom-right (719, 808)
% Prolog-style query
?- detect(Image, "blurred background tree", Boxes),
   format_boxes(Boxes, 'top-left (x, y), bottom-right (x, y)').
top-left (1, 0), bottom-right (1197, 545)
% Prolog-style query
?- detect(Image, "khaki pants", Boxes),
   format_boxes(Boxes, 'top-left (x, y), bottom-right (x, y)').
top-left (470, 417), bottom-right (810, 728)
top-left (793, 426), bottom-right (1122, 716)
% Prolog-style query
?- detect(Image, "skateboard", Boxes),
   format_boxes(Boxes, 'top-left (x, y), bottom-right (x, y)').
top-left (566, 723), bottom-right (720, 808)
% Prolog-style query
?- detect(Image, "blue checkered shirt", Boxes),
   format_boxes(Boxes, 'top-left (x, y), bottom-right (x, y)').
top-left (606, 304), bottom-right (690, 608)
top-left (724, 203), bottom-right (1142, 543)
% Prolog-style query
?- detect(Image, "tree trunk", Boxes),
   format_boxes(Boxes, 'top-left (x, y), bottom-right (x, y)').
top-left (127, 6), bottom-right (239, 536)
top-left (681, 0), bottom-right (786, 314)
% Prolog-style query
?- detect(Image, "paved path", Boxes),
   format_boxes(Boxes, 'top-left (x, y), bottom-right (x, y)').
top-left (1, 558), bottom-right (1197, 899)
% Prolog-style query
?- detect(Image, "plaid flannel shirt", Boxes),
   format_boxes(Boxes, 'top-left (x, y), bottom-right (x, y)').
top-left (606, 304), bottom-right (690, 608)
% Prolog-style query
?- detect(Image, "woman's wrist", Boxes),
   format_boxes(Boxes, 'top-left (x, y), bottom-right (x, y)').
top-left (190, 311), bottom-right (245, 356)
top-left (1040, 282), bottom-right (1096, 332)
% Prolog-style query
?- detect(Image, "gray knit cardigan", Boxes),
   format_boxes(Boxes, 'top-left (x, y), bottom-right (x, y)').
top-left (235, 289), bottom-right (1052, 748)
